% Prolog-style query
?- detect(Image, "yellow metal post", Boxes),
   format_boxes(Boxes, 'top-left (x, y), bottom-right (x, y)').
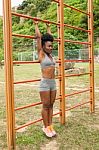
top-left (3, 0), bottom-right (16, 149)
top-left (59, 0), bottom-right (65, 124)
top-left (88, 0), bottom-right (95, 112)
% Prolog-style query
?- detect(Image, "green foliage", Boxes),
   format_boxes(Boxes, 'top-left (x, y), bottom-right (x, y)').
top-left (0, 48), bottom-right (4, 61)
top-left (0, 0), bottom-right (99, 61)
top-left (0, 18), bottom-right (3, 49)
top-left (93, 0), bottom-right (99, 37)
top-left (0, 18), bottom-right (3, 61)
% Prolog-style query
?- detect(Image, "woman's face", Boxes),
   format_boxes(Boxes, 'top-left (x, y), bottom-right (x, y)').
top-left (43, 41), bottom-right (53, 54)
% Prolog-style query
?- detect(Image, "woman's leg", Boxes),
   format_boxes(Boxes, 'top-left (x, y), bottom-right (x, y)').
top-left (40, 91), bottom-right (51, 128)
top-left (48, 90), bottom-right (56, 126)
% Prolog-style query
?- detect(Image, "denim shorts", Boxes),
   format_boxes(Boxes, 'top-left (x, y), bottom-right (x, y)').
top-left (39, 78), bottom-right (56, 91)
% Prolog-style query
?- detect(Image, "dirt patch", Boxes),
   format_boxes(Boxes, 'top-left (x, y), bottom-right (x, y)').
top-left (40, 139), bottom-right (59, 150)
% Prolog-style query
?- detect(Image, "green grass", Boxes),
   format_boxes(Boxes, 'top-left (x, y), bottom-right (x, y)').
top-left (0, 63), bottom-right (99, 149)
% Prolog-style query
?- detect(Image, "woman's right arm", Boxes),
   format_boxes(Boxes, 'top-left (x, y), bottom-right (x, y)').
top-left (35, 22), bottom-right (42, 54)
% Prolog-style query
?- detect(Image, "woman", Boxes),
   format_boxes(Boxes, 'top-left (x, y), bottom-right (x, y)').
top-left (35, 22), bottom-right (57, 137)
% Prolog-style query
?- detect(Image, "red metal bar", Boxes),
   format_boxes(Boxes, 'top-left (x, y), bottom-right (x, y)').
top-left (14, 72), bottom-right (89, 85)
top-left (59, 0), bottom-right (66, 124)
top-left (15, 100), bottom-right (90, 131)
top-left (15, 118), bottom-right (43, 130)
top-left (65, 101), bottom-right (91, 111)
top-left (88, 0), bottom-right (95, 113)
top-left (12, 33), bottom-right (60, 43)
top-left (54, 38), bottom-right (60, 42)
top-left (53, 111), bottom-right (60, 116)
top-left (13, 60), bottom-right (39, 64)
top-left (64, 24), bottom-right (90, 33)
top-left (64, 3), bottom-right (89, 16)
top-left (15, 96), bottom-right (61, 111)
top-left (64, 59), bottom-right (90, 62)
top-left (55, 96), bottom-right (61, 100)
top-left (12, 12), bottom-right (59, 26)
top-left (12, 12), bottom-right (90, 34)
top-left (15, 98), bottom-right (60, 111)
top-left (65, 39), bottom-right (90, 45)
top-left (12, 14), bottom-right (90, 34)
top-left (3, 0), bottom-right (16, 149)
top-left (15, 111), bottom-right (60, 131)
top-left (14, 79), bottom-right (40, 84)
top-left (13, 59), bottom-right (90, 64)
top-left (13, 34), bottom-right (90, 46)
top-left (14, 76), bottom-right (61, 84)
top-left (65, 89), bottom-right (90, 98)
top-left (13, 60), bottom-right (60, 64)
top-left (65, 72), bottom-right (90, 77)
top-left (15, 102), bottom-right (42, 111)
top-left (12, 12), bottom-right (89, 34)
top-left (16, 100), bottom-right (90, 131)
top-left (12, 33), bottom-right (35, 39)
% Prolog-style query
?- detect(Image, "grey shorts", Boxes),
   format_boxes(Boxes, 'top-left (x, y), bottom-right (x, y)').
top-left (39, 78), bottom-right (56, 91)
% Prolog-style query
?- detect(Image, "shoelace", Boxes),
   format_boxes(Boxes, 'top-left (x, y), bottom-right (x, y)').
top-left (50, 125), bottom-right (55, 132)
top-left (47, 126), bottom-right (52, 132)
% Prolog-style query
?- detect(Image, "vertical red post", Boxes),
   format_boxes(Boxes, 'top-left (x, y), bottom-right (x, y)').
top-left (3, 0), bottom-right (15, 149)
top-left (59, 0), bottom-right (65, 124)
top-left (88, 0), bottom-right (95, 112)
top-left (57, 2), bottom-right (62, 123)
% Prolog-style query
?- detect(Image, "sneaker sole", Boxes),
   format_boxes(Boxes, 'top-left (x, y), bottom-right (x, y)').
top-left (42, 128), bottom-right (52, 138)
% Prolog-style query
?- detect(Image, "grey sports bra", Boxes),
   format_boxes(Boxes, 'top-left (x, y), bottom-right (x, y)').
top-left (40, 53), bottom-right (56, 69)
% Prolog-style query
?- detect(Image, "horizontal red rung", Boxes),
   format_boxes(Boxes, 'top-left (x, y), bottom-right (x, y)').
top-left (15, 118), bottom-right (43, 130)
top-left (54, 38), bottom-right (61, 42)
top-left (15, 110), bottom-right (60, 130)
top-left (65, 72), bottom-right (90, 77)
top-left (53, 111), bottom-right (60, 116)
top-left (13, 60), bottom-right (61, 64)
top-left (12, 12), bottom-right (59, 26)
top-left (65, 101), bottom-right (91, 111)
top-left (55, 96), bottom-right (61, 100)
top-left (12, 33), bottom-right (60, 43)
top-left (15, 98), bottom-right (60, 111)
top-left (12, 12), bottom-right (90, 34)
top-left (65, 39), bottom-right (90, 45)
top-left (12, 33), bottom-right (35, 39)
top-left (15, 96), bottom-right (61, 111)
top-left (15, 99), bottom-right (90, 130)
top-left (65, 89), bottom-right (90, 97)
top-left (15, 102), bottom-right (42, 111)
top-left (64, 59), bottom-right (90, 62)
top-left (14, 76), bottom-right (60, 84)
top-left (13, 59), bottom-right (90, 65)
top-left (14, 79), bottom-right (41, 84)
top-left (64, 24), bottom-right (90, 33)
top-left (64, 3), bottom-right (89, 16)
top-left (13, 60), bottom-right (39, 64)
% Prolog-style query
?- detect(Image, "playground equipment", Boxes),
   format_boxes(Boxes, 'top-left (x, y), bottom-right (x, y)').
top-left (3, 0), bottom-right (94, 149)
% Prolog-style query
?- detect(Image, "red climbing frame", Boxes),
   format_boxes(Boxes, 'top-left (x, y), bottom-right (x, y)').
top-left (3, 0), bottom-right (94, 149)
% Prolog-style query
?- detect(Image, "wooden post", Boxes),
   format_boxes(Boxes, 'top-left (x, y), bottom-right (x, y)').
top-left (3, 0), bottom-right (16, 149)
top-left (88, 0), bottom-right (95, 112)
top-left (59, 0), bottom-right (65, 124)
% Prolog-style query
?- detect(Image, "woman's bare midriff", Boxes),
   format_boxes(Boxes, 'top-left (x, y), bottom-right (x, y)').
top-left (42, 66), bottom-right (55, 79)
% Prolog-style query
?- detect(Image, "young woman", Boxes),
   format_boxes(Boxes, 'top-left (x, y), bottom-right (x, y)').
top-left (35, 22), bottom-right (57, 137)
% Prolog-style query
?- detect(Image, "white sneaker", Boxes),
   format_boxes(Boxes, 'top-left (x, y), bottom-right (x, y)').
top-left (50, 125), bottom-right (56, 137)
top-left (42, 126), bottom-right (53, 138)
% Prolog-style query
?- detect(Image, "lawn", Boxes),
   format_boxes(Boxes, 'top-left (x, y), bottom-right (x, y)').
top-left (0, 62), bottom-right (99, 150)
